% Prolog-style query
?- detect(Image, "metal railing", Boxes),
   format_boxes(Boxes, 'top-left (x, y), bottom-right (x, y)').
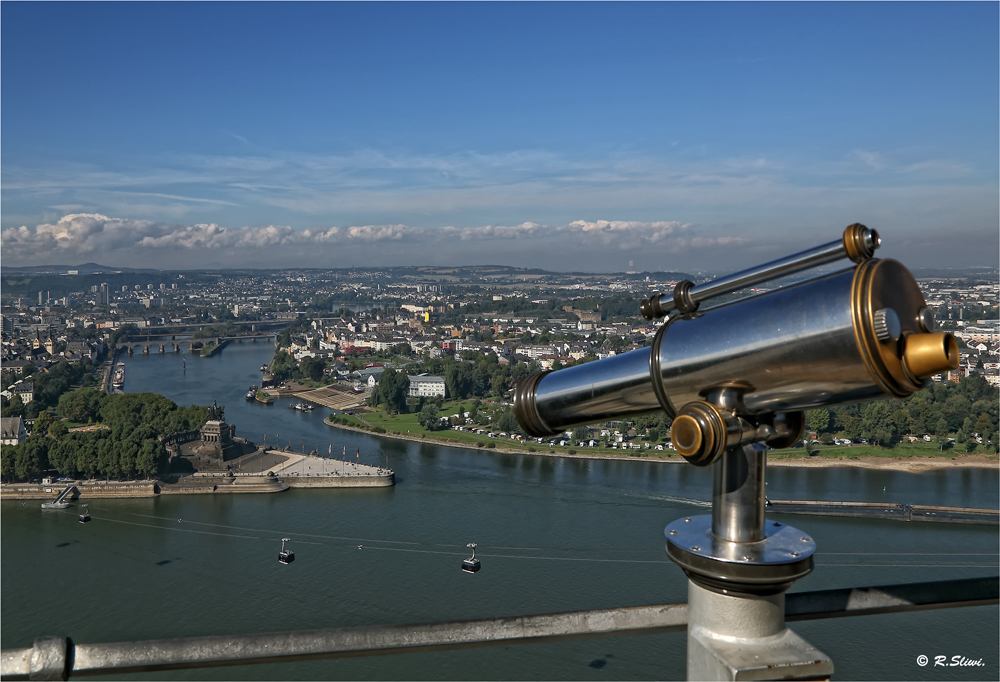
top-left (3, 576), bottom-right (995, 680)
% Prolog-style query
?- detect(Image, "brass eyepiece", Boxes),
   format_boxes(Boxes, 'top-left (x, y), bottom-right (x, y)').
top-left (671, 402), bottom-right (728, 467)
top-left (903, 332), bottom-right (959, 380)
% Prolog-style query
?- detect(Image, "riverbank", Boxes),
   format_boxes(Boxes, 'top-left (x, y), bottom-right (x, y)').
top-left (1, 453), bottom-right (393, 500)
top-left (323, 417), bottom-right (999, 472)
top-left (768, 453), bottom-right (999, 472)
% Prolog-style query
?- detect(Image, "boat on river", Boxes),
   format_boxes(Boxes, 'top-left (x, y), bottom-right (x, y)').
top-left (112, 362), bottom-right (125, 389)
top-left (246, 385), bottom-right (258, 401)
top-left (40, 501), bottom-right (70, 510)
top-left (289, 402), bottom-right (313, 412)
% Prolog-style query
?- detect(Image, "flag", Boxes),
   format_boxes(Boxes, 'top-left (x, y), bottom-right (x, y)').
top-left (328, 444), bottom-right (332, 455)
top-left (343, 446), bottom-right (346, 458)
top-left (356, 449), bottom-right (360, 459)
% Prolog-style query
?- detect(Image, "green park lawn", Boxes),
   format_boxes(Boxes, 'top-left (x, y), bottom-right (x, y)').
top-left (328, 401), bottom-right (997, 462)
top-left (332, 400), bottom-right (694, 457)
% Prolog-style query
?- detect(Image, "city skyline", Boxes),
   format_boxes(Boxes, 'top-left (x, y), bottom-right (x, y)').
top-left (2, 2), bottom-right (998, 271)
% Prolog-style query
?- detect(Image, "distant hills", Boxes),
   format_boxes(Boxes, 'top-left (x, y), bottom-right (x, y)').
top-left (1, 262), bottom-right (159, 275)
top-left (2, 261), bottom-right (994, 280)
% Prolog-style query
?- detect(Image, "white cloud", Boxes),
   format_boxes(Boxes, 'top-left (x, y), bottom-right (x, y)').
top-left (345, 224), bottom-right (415, 241)
top-left (447, 222), bottom-right (544, 240)
top-left (565, 220), bottom-right (689, 246)
top-left (2, 213), bottom-right (750, 268)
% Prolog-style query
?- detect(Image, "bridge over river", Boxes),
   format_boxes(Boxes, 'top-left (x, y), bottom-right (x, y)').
top-left (121, 334), bottom-right (277, 355)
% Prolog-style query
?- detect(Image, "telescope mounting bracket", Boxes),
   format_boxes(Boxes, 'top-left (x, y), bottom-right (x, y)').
top-left (665, 424), bottom-right (832, 679)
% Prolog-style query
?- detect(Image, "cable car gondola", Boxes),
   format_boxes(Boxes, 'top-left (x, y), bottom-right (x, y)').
top-left (461, 542), bottom-right (480, 573)
top-left (278, 537), bottom-right (295, 565)
top-left (78, 504), bottom-right (91, 524)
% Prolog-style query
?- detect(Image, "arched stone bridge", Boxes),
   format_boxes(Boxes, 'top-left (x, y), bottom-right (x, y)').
top-left (123, 334), bottom-right (275, 354)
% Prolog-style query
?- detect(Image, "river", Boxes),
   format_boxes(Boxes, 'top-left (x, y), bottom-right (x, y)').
top-left (2, 342), bottom-right (997, 680)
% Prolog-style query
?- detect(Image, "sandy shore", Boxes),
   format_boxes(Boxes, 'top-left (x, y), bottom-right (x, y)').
top-left (323, 419), bottom-right (998, 472)
top-left (768, 454), bottom-right (999, 472)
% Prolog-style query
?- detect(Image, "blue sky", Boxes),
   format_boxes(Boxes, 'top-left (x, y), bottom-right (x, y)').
top-left (2, 2), bottom-right (997, 271)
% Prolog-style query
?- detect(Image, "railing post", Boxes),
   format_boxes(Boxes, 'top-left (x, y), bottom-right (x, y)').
top-left (28, 637), bottom-right (68, 681)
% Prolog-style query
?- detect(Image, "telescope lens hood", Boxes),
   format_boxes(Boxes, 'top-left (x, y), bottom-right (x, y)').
top-left (512, 370), bottom-right (557, 438)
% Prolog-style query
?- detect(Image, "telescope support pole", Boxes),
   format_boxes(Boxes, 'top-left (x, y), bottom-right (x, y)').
top-left (712, 442), bottom-right (767, 543)
top-left (668, 441), bottom-right (834, 680)
top-left (686, 580), bottom-right (829, 681)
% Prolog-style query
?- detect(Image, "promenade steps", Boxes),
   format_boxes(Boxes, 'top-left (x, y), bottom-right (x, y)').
top-left (282, 473), bottom-right (394, 488)
top-left (1, 481), bottom-right (157, 499)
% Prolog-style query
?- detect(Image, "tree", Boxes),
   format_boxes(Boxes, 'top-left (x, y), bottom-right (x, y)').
top-left (805, 409), bottom-right (831, 434)
top-left (300, 356), bottom-right (325, 382)
top-left (496, 409), bottom-right (518, 434)
top-left (1, 443), bottom-right (15, 482)
top-left (417, 403), bottom-right (441, 430)
top-left (75, 434), bottom-right (100, 479)
top-left (943, 394), bottom-right (971, 431)
top-left (32, 411), bottom-right (54, 438)
top-left (833, 405), bottom-right (862, 439)
top-left (270, 350), bottom-right (299, 381)
top-left (47, 435), bottom-right (79, 476)
top-left (57, 388), bottom-right (105, 424)
top-left (860, 401), bottom-right (899, 448)
top-left (374, 369), bottom-right (409, 414)
top-left (961, 416), bottom-right (975, 437)
top-left (32, 361), bottom-right (86, 409)
top-left (1, 394), bottom-right (25, 418)
top-left (97, 437), bottom-right (119, 480)
top-left (47, 420), bottom-right (68, 440)
top-left (14, 438), bottom-right (49, 481)
top-left (974, 414), bottom-right (994, 439)
top-left (934, 417), bottom-right (949, 438)
top-left (136, 438), bottom-right (166, 478)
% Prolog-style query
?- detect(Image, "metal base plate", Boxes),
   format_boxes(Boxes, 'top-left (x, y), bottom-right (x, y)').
top-left (666, 515), bottom-right (816, 592)
top-left (689, 626), bottom-right (833, 681)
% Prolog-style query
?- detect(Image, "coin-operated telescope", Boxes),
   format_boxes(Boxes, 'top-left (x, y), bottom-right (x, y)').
top-left (513, 225), bottom-right (958, 680)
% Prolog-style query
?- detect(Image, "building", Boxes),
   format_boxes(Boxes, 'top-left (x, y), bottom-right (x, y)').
top-left (356, 366), bottom-right (386, 388)
top-left (1, 359), bottom-right (35, 376)
top-left (0, 416), bottom-right (27, 445)
top-left (64, 340), bottom-right (97, 363)
top-left (959, 326), bottom-right (1000, 344)
top-left (12, 382), bottom-right (34, 405)
top-left (408, 374), bottom-right (446, 398)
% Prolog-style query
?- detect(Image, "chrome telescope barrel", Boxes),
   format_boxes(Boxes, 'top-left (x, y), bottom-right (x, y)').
top-left (514, 250), bottom-right (958, 441)
top-left (640, 223), bottom-right (880, 320)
